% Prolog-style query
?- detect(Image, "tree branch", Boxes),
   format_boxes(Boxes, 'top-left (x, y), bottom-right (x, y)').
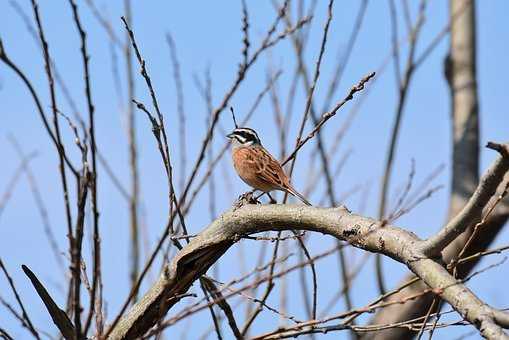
top-left (107, 204), bottom-right (509, 339)
top-left (421, 142), bottom-right (509, 255)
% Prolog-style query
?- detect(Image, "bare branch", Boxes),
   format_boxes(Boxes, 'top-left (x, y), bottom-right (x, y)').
top-left (421, 142), bottom-right (509, 255)
top-left (376, 0), bottom-right (427, 295)
top-left (282, 71), bottom-right (375, 166)
top-left (108, 204), bottom-right (508, 339)
top-left (0, 260), bottom-right (40, 339)
top-left (201, 277), bottom-right (242, 339)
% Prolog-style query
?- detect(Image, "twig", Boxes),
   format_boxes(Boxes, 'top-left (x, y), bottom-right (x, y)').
top-left (453, 244), bottom-right (509, 267)
top-left (416, 297), bottom-right (439, 340)
top-left (30, 0), bottom-right (82, 335)
top-left (282, 71), bottom-right (375, 167)
top-left (321, 0), bottom-right (369, 117)
top-left (0, 327), bottom-right (15, 340)
top-left (254, 260), bottom-right (508, 340)
top-left (451, 177), bottom-right (509, 278)
top-left (202, 277), bottom-right (242, 339)
top-left (121, 18), bottom-right (188, 244)
top-left (8, 0), bottom-right (88, 135)
top-left (29, 4), bottom-right (78, 313)
top-left (0, 36), bottom-right (78, 177)
top-left (207, 276), bottom-right (301, 324)
top-left (240, 0), bottom-right (250, 70)
top-left (72, 165), bottom-right (91, 340)
top-left (287, 0), bottom-right (334, 179)
top-left (296, 234), bottom-right (318, 320)
top-left (200, 280), bottom-right (223, 340)
top-left (67, 1), bottom-right (101, 336)
top-left (421, 142), bottom-right (509, 255)
top-left (121, 16), bottom-right (174, 197)
top-left (318, 252), bottom-right (370, 317)
top-left (241, 231), bottom-right (281, 336)
top-left (1, 296), bottom-right (32, 333)
top-left (150, 246), bottom-right (340, 336)
top-left (0, 260), bottom-right (40, 339)
top-left (113, 20), bottom-right (191, 331)
top-left (376, 0), bottom-right (427, 295)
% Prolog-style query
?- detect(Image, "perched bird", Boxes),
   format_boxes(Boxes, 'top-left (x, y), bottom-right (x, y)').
top-left (227, 127), bottom-right (311, 205)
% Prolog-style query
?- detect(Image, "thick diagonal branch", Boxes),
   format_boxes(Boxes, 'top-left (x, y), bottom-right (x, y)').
top-left (107, 204), bottom-right (508, 339)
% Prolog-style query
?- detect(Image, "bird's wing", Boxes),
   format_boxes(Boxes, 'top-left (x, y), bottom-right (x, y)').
top-left (251, 147), bottom-right (289, 189)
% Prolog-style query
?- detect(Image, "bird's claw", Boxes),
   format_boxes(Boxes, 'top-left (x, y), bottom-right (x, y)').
top-left (233, 191), bottom-right (259, 210)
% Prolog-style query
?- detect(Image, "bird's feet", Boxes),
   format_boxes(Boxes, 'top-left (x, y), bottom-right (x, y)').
top-left (267, 192), bottom-right (277, 204)
top-left (233, 191), bottom-right (259, 210)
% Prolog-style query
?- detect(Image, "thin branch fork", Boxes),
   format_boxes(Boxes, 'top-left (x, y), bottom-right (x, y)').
top-left (66, 1), bottom-right (102, 336)
top-left (281, 71), bottom-right (375, 166)
top-left (420, 142), bottom-right (509, 256)
top-left (107, 203), bottom-right (509, 339)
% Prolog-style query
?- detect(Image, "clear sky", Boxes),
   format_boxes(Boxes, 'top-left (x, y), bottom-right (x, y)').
top-left (0, 1), bottom-right (508, 339)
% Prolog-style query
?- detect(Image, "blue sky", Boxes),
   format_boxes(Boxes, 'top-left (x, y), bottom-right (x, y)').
top-left (0, 1), bottom-right (508, 339)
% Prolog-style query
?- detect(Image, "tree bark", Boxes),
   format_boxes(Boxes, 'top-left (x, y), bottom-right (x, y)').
top-left (104, 190), bottom-right (509, 339)
top-left (363, 1), bottom-right (506, 339)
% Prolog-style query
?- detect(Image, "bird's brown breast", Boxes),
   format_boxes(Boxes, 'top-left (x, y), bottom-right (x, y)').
top-left (232, 146), bottom-right (290, 192)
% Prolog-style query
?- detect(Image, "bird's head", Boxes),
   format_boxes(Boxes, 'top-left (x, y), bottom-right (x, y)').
top-left (227, 127), bottom-right (261, 147)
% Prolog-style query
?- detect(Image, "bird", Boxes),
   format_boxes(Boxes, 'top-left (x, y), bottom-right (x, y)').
top-left (227, 127), bottom-right (312, 206)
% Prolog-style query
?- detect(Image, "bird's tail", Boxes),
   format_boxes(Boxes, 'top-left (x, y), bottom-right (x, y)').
top-left (286, 187), bottom-right (312, 206)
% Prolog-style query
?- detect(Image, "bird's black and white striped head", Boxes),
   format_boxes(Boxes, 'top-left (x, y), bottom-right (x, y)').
top-left (227, 127), bottom-right (261, 147)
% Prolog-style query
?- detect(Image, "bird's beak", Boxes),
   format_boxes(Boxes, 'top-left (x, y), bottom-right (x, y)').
top-left (226, 133), bottom-right (234, 139)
